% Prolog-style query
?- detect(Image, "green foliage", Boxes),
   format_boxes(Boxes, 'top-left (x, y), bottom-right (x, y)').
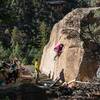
top-left (0, 42), bottom-right (5, 60)
top-left (81, 9), bottom-right (100, 44)
top-left (12, 43), bottom-right (22, 58)
top-left (39, 21), bottom-right (48, 49)
top-left (27, 47), bottom-right (42, 64)
top-left (0, 0), bottom-right (99, 64)
top-left (5, 96), bottom-right (10, 100)
top-left (11, 26), bottom-right (27, 45)
top-left (77, 0), bottom-right (91, 7)
top-left (0, 42), bottom-right (11, 60)
top-left (22, 57), bottom-right (28, 65)
top-left (91, 0), bottom-right (96, 6)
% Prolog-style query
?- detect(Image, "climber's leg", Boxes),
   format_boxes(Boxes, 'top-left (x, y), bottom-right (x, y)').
top-left (54, 54), bottom-right (58, 60)
top-left (54, 53), bottom-right (61, 61)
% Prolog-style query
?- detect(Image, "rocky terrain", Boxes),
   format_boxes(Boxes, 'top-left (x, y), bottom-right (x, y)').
top-left (0, 74), bottom-right (100, 100)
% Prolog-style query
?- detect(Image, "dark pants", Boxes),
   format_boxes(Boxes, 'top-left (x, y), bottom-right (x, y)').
top-left (35, 69), bottom-right (40, 83)
top-left (6, 73), bottom-right (13, 83)
top-left (12, 69), bottom-right (19, 82)
top-left (6, 69), bottom-right (18, 83)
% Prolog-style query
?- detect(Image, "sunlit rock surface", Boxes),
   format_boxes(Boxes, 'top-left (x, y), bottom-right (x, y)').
top-left (40, 7), bottom-right (100, 82)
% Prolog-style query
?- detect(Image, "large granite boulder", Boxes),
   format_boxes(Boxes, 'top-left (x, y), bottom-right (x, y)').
top-left (40, 7), bottom-right (100, 82)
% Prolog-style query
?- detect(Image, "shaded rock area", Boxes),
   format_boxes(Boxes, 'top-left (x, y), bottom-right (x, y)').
top-left (42, 77), bottom-right (100, 100)
top-left (40, 7), bottom-right (100, 82)
top-left (58, 82), bottom-right (100, 100)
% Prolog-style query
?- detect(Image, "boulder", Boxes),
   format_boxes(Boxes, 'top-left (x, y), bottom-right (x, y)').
top-left (40, 7), bottom-right (100, 82)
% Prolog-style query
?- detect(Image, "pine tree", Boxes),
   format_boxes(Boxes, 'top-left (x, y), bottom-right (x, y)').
top-left (10, 42), bottom-right (22, 59)
top-left (39, 21), bottom-right (48, 49)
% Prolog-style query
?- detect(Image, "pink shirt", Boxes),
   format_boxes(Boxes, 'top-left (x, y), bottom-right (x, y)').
top-left (54, 43), bottom-right (63, 53)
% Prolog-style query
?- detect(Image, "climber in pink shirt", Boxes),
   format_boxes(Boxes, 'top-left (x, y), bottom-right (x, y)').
top-left (54, 43), bottom-right (64, 60)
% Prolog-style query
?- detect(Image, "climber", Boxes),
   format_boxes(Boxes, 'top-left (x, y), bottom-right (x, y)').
top-left (2, 62), bottom-right (12, 84)
top-left (54, 43), bottom-right (64, 60)
top-left (11, 59), bottom-right (19, 82)
top-left (34, 59), bottom-right (40, 83)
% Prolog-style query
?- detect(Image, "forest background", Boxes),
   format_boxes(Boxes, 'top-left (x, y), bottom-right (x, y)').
top-left (0, 0), bottom-right (99, 64)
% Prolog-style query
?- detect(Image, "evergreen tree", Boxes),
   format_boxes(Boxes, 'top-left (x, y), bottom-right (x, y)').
top-left (10, 42), bottom-right (22, 59)
top-left (0, 0), bottom-right (99, 64)
top-left (39, 21), bottom-right (48, 49)
top-left (0, 42), bottom-right (11, 60)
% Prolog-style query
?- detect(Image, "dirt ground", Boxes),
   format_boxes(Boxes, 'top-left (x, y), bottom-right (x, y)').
top-left (0, 74), bottom-right (100, 100)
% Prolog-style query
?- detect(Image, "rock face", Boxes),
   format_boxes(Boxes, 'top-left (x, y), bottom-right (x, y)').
top-left (40, 8), bottom-right (100, 82)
